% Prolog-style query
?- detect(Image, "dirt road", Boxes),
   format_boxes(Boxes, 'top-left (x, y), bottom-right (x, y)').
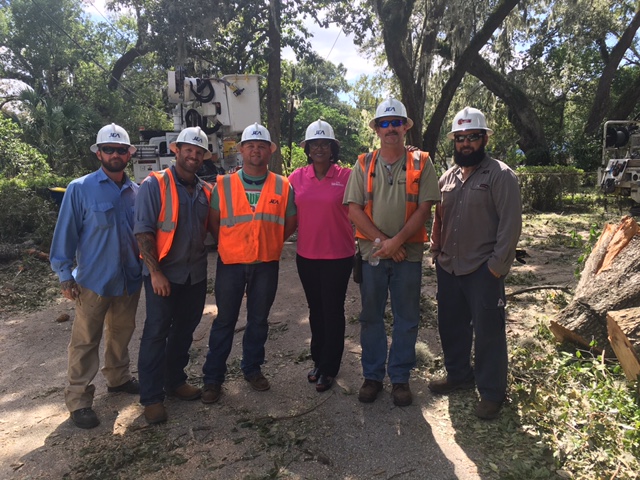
top-left (0, 233), bottom-right (577, 479)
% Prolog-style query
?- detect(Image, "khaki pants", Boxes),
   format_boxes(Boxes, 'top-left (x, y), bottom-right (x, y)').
top-left (65, 286), bottom-right (141, 412)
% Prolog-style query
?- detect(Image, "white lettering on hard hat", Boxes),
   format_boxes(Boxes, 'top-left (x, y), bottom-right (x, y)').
top-left (315, 130), bottom-right (325, 135)
top-left (458, 119), bottom-right (472, 125)
top-left (384, 107), bottom-right (396, 113)
top-left (108, 132), bottom-right (121, 139)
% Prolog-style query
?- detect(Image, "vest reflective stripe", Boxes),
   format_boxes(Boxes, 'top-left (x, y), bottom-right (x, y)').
top-left (147, 169), bottom-right (212, 261)
top-left (217, 171), bottom-right (289, 264)
top-left (355, 150), bottom-right (430, 243)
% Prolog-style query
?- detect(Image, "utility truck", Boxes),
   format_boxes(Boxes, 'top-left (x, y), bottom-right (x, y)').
top-left (131, 70), bottom-right (261, 184)
top-left (599, 120), bottom-right (640, 205)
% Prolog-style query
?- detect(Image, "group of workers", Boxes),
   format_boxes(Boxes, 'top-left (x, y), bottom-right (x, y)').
top-left (49, 97), bottom-right (521, 429)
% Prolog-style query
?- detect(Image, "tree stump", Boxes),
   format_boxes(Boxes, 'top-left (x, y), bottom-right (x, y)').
top-left (549, 216), bottom-right (640, 356)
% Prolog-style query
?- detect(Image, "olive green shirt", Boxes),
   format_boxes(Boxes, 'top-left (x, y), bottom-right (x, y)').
top-left (343, 151), bottom-right (440, 262)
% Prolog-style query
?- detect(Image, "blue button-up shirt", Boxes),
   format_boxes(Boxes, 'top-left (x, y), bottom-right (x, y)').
top-left (50, 168), bottom-right (142, 296)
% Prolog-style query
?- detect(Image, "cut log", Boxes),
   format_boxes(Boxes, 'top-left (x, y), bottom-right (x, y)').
top-left (606, 309), bottom-right (640, 381)
top-left (550, 216), bottom-right (640, 357)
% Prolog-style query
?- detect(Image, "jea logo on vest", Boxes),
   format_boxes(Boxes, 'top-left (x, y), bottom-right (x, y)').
top-left (268, 199), bottom-right (279, 205)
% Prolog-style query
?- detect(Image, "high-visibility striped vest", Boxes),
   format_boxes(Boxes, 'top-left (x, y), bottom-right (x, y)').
top-left (148, 169), bottom-right (212, 261)
top-left (355, 150), bottom-right (430, 243)
top-left (217, 171), bottom-right (290, 264)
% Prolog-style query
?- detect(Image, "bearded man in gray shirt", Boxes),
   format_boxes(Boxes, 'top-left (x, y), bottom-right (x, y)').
top-left (429, 107), bottom-right (522, 420)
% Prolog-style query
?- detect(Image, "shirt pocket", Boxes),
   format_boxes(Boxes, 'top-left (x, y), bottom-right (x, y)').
top-left (92, 202), bottom-right (115, 229)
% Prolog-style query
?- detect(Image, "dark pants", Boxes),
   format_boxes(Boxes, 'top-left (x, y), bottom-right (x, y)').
top-left (138, 275), bottom-right (206, 406)
top-left (202, 258), bottom-right (279, 385)
top-left (296, 254), bottom-right (353, 377)
top-left (435, 261), bottom-right (508, 403)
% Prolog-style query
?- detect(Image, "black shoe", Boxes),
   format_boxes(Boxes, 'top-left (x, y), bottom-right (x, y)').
top-left (107, 378), bottom-right (140, 394)
top-left (307, 367), bottom-right (320, 383)
top-left (315, 375), bottom-right (334, 392)
top-left (71, 407), bottom-right (100, 429)
top-left (358, 379), bottom-right (383, 403)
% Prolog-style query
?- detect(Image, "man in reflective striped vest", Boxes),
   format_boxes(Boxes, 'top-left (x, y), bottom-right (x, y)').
top-left (201, 124), bottom-right (297, 404)
top-left (134, 127), bottom-right (213, 425)
top-left (343, 97), bottom-right (440, 407)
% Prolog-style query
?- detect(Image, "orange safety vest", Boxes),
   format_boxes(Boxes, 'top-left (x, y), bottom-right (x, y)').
top-left (147, 169), bottom-right (212, 261)
top-left (355, 150), bottom-right (430, 243)
top-left (217, 171), bottom-right (290, 264)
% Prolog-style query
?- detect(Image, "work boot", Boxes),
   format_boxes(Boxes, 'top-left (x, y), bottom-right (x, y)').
top-left (244, 372), bottom-right (270, 391)
top-left (144, 403), bottom-right (167, 424)
top-left (474, 399), bottom-right (503, 420)
top-left (391, 383), bottom-right (412, 406)
top-left (427, 377), bottom-right (475, 395)
top-left (70, 407), bottom-right (100, 429)
top-left (167, 383), bottom-right (202, 401)
top-left (107, 377), bottom-right (140, 394)
top-left (358, 379), bottom-right (383, 403)
top-left (201, 384), bottom-right (222, 404)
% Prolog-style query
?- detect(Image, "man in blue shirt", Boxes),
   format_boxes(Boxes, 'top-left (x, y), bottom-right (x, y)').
top-left (50, 123), bottom-right (143, 429)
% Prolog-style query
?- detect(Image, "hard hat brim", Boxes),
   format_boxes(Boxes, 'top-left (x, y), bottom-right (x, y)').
top-left (170, 141), bottom-right (213, 160)
top-left (446, 127), bottom-right (494, 140)
top-left (299, 138), bottom-right (340, 148)
top-left (237, 140), bottom-right (277, 153)
top-left (369, 117), bottom-right (414, 130)
top-left (91, 143), bottom-right (137, 154)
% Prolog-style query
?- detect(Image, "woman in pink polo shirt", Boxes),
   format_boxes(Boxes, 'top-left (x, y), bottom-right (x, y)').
top-left (288, 120), bottom-right (355, 392)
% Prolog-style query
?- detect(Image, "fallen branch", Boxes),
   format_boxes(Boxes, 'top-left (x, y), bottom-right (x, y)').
top-left (506, 285), bottom-right (572, 299)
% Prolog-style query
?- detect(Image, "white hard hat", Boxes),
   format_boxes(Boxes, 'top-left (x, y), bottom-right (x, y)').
top-left (300, 119), bottom-right (339, 148)
top-left (238, 123), bottom-right (277, 153)
top-left (169, 126), bottom-right (212, 159)
top-left (447, 107), bottom-right (494, 139)
top-left (369, 97), bottom-right (414, 129)
top-left (90, 123), bottom-right (136, 154)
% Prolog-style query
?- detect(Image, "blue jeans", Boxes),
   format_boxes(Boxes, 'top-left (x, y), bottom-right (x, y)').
top-left (138, 276), bottom-right (206, 406)
top-left (202, 258), bottom-right (279, 385)
top-left (359, 259), bottom-right (422, 383)
top-left (435, 261), bottom-right (508, 403)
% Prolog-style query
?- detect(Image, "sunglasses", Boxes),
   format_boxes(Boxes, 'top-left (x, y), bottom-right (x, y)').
top-left (377, 119), bottom-right (405, 128)
top-left (100, 146), bottom-right (130, 155)
top-left (454, 133), bottom-right (485, 143)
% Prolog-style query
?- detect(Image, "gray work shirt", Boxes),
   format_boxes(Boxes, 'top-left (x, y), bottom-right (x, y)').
top-left (431, 155), bottom-right (522, 276)
top-left (134, 166), bottom-right (210, 285)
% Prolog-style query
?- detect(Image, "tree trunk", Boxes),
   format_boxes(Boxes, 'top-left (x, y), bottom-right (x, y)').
top-left (466, 54), bottom-right (550, 165)
top-left (607, 309), bottom-right (640, 381)
top-left (267, 0), bottom-right (283, 174)
top-left (550, 216), bottom-right (640, 355)
top-left (423, 0), bottom-right (520, 157)
top-left (583, 6), bottom-right (640, 136)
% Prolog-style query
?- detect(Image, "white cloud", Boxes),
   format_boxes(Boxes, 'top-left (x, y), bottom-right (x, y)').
top-left (283, 23), bottom-right (381, 82)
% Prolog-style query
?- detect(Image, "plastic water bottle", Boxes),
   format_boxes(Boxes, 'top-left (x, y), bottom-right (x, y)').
top-left (369, 238), bottom-right (381, 266)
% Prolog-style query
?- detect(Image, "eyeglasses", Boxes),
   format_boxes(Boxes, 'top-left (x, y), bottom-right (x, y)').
top-left (309, 141), bottom-right (332, 150)
top-left (377, 119), bottom-right (405, 128)
top-left (100, 146), bottom-right (130, 155)
top-left (453, 133), bottom-right (485, 143)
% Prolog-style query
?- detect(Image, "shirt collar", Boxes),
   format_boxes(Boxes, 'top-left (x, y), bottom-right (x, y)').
top-left (96, 167), bottom-right (133, 188)
top-left (304, 163), bottom-right (336, 178)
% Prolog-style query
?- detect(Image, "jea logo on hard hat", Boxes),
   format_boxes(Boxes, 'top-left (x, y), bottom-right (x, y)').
top-left (108, 132), bottom-right (122, 139)
top-left (384, 106), bottom-right (396, 113)
top-left (315, 129), bottom-right (325, 135)
top-left (251, 130), bottom-right (263, 137)
top-left (191, 135), bottom-right (204, 145)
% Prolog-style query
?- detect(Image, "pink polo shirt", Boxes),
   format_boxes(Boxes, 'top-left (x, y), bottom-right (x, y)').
top-left (288, 164), bottom-right (355, 260)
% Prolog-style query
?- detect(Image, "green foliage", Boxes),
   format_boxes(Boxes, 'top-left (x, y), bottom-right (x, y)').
top-left (575, 223), bottom-right (601, 276)
top-left (0, 116), bottom-right (51, 178)
top-left (511, 340), bottom-right (640, 479)
top-left (516, 166), bottom-right (584, 212)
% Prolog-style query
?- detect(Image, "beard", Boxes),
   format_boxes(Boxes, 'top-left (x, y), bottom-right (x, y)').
top-left (454, 146), bottom-right (485, 167)
top-left (100, 158), bottom-right (127, 173)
